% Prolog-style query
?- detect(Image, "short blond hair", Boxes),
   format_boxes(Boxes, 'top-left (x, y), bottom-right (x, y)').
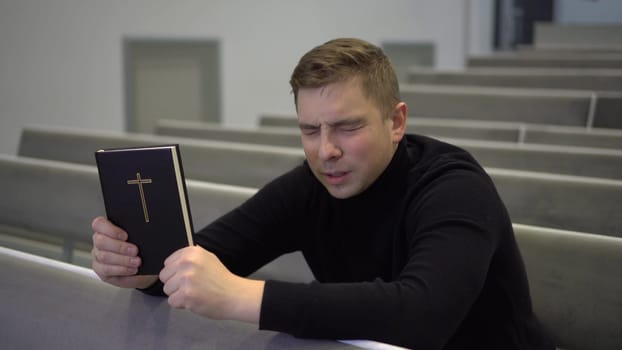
top-left (290, 38), bottom-right (401, 118)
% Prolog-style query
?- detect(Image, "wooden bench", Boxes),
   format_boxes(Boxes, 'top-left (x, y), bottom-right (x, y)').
top-left (400, 84), bottom-right (622, 128)
top-left (467, 53), bottom-right (622, 70)
top-left (490, 167), bottom-right (622, 236)
top-left (258, 114), bottom-right (622, 149)
top-left (10, 129), bottom-right (622, 236)
top-left (157, 120), bottom-right (304, 148)
top-left (3, 221), bottom-right (621, 350)
top-left (0, 154), bottom-right (316, 282)
top-left (514, 224), bottom-right (622, 350)
top-left (216, 223), bottom-right (622, 350)
top-left (0, 246), bottom-right (358, 350)
top-left (18, 125), bottom-right (306, 189)
top-left (406, 67), bottom-right (622, 91)
top-left (0, 154), bottom-right (254, 264)
top-left (516, 45), bottom-right (622, 56)
top-left (151, 121), bottom-right (622, 180)
top-left (2, 160), bottom-right (621, 349)
top-left (454, 139), bottom-right (622, 180)
top-left (533, 22), bottom-right (622, 50)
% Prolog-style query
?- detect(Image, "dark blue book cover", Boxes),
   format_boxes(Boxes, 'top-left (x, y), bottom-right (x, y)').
top-left (95, 144), bottom-right (194, 274)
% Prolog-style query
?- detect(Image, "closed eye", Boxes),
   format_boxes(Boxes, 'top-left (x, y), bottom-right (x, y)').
top-left (340, 124), bottom-right (363, 132)
top-left (300, 126), bottom-right (320, 136)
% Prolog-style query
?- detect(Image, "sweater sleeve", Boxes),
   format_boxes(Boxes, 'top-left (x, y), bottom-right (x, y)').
top-left (259, 169), bottom-right (507, 349)
top-left (136, 165), bottom-right (312, 295)
top-left (193, 164), bottom-right (312, 277)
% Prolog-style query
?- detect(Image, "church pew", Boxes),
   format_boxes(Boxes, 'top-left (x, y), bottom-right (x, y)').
top-left (412, 118), bottom-right (622, 149)
top-left (151, 121), bottom-right (622, 180)
top-left (7, 138), bottom-right (622, 238)
top-left (2, 155), bottom-right (620, 350)
top-left (214, 223), bottom-right (622, 350)
top-left (0, 247), bottom-right (359, 350)
top-left (400, 84), bottom-right (622, 128)
top-left (259, 114), bottom-right (622, 149)
top-left (455, 139), bottom-right (622, 180)
top-left (516, 44), bottom-right (622, 56)
top-left (467, 53), bottom-right (622, 70)
top-left (520, 123), bottom-right (622, 149)
top-left (0, 154), bottom-right (315, 282)
top-left (7, 224), bottom-right (613, 350)
top-left (532, 22), bottom-right (622, 50)
top-left (0, 154), bottom-right (256, 266)
top-left (157, 119), bottom-right (305, 148)
top-left (513, 224), bottom-right (622, 350)
top-left (406, 67), bottom-right (622, 92)
top-left (489, 168), bottom-right (622, 236)
top-left (18, 125), bottom-right (306, 189)
top-left (1, 157), bottom-right (621, 350)
top-left (3, 224), bottom-right (622, 350)
top-left (5, 222), bottom-right (619, 350)
top-left (160, 118), bottom-right (521, 146)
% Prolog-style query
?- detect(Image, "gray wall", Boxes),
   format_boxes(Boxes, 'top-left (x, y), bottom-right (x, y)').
top-left (0, 0), bottom-right (497, 155)
top-left (2, 1), bottom-right (622, 156)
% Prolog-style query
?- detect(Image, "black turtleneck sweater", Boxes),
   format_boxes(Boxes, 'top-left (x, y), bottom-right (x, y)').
top-left (195, 134), bottom-right (554, 349)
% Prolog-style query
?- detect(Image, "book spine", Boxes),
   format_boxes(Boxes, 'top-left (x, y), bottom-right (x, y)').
top-left (171, 145), bottom-right (195, 246)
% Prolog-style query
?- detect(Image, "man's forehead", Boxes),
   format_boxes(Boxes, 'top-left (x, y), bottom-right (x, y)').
top-left (299, 76), bottom-right (362, 96)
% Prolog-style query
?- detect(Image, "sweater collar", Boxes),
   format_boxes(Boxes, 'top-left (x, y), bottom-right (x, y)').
top-left (330, 137), bottom-right (412, 206)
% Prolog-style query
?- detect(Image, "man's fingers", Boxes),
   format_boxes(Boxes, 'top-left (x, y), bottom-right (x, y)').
top-left (92, 245), bottom-right (141, 267)
top-left (91, 216), bottom-right (127, 240)
top-left (92, 232), bottom-right (138, 256)
top-left (93, 256), bottom-right (139, 277)
top-left (161, 271), bottom-right (179, 296)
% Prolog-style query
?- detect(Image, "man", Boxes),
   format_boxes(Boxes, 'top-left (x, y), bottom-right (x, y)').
top-left (92, 38), bottom-right (553, 349)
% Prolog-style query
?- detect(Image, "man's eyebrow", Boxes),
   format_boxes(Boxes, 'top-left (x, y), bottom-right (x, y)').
top-left (299, 117), bottom-right (365, 129)
top-left (298, 122), bottom-right (319, 129)
top-left (328, 117), bottom-right (365, 128)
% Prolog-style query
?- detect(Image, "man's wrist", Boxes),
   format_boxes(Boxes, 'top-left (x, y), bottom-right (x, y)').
top-left (228, 277), bottom-right (265, 324)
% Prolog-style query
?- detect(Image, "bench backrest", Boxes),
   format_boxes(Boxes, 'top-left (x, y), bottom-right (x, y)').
top-left (157, 119), bottom-right (304, 147)
top-left (458, 139), bottom-right (622, 180)
top-left (514, 224), bottom-right (622, 350)
top-left (467, 54), bottom-right (622, 70)
top-left (240, 224), bottom-right (622, 350)
top-left (152, 121), bottom-right (622, 180)
top-left (489, 167), bottom-right (622, 237)
top-left (9, 136), bottom-right (622, 238)
top-left (406, 67), bottom-right (622, 91)
top-left (2, 156), bottom-right (622, 350)
top-left (18, 125), bottom-right (305, 188)
top-left (534, 22), bottom-right (622, 49)
top-left (0, 154), bottom-right (256, 264)
top-left (258, 115), bottom-right (622, 149)
top-left (400, 84), bottom-right (622, 128)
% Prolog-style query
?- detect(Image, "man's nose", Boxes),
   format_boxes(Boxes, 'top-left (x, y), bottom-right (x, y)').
top-left (318, 132), bottom-right (342, 161)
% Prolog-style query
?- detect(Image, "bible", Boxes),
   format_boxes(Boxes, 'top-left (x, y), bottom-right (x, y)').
top-left (95, 144), bottom-right (194, 274)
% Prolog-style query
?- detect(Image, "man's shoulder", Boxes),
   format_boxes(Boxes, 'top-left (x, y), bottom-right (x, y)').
top-left (404, 134), bottom-right (482, 175)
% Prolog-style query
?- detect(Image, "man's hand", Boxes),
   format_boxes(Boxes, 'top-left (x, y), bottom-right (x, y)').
top-left (160, 245), bottom-right (265, 324)
top-left (91, 216), bottom-right (157, 289)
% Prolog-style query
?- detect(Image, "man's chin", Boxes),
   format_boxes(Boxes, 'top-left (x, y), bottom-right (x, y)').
top-left (324, 183), bottom-right (360, 199)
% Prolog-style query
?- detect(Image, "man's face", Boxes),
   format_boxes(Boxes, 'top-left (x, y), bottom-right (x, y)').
top-left (297, 78), bottom-right (404, 199)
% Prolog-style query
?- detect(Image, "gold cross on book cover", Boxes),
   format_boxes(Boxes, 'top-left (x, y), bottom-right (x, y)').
top-left (126, 172), bottom-right (153, 223)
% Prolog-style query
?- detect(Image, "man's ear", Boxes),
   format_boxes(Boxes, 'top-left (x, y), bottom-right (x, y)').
top-left (390, 102), bottom-right (407, 143)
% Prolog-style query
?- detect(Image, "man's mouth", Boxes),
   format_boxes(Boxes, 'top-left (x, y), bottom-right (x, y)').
top-left (323, 171), bottom-right (349, 185)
